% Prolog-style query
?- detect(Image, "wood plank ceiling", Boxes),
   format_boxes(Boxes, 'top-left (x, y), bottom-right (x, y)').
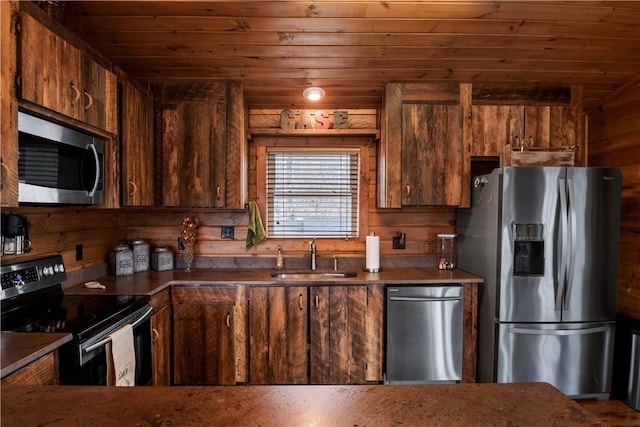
top-left (61, 1), bottom-right (640, 110)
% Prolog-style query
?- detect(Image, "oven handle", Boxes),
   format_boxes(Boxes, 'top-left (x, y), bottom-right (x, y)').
top-left (83, 307), bottom-right (153, 353)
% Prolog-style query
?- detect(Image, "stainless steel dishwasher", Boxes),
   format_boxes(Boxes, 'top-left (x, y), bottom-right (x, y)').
top-left (386, 285), bottom-right (463, 384)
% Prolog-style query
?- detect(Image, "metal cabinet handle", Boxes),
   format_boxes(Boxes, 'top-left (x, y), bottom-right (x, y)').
top-left (152, 328), bottom-right (159, 343)
top-left (70, 83), bottom-right (81, 104)
top-left (315, 294), bottom-right (319, 309)
top-left (299, 294), bottom-right (304, 310)
top-left (129, 179), bottom-right (137, 197)
top-left (226, 313), bottom-right (231, 328)
top-left (216, 185), bottom-right (222, 199)
top-left (405, 184), bottom-right (411, 196)
top-left (84, 91), bottom-right (93, 110)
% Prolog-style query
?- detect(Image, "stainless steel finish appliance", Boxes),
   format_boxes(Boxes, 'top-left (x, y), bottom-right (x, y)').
top-left (386, 285), bottom-right (463, 384)
top-left (18, 111), bottom-right (104, 205)
top-left (457, 167), bottom-right (621, 399)
top-left (1, 255), bottom-right (152, 385)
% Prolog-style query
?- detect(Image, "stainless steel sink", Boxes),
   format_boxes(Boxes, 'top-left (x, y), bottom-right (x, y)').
top-left (271, 270), bottom-right (358, 279)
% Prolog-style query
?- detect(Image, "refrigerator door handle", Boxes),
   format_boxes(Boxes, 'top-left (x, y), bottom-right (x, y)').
top-left (556, 178), bottom-right (569, 311)
top-left (389, 296), bottom-right (462, 302)
top-left (564, 178), bottom-right (577, 310)
top-left (509, 325), bottom-right (610, 336)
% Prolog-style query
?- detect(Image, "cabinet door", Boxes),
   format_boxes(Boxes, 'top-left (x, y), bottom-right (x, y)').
top-left (79, 55), bottom-right (117, 134)
top-left (161, 99), bottom-right (226, 207)
top-left (523, 106), bottom-right (579, 152)
top-left (310, 286), bottom-right (368, 384)
top-left (151, 303), bottom-right (171, 386)
top-left (248, 286), bottom-right (307, 384)
top-left (470, 105), bottom-right (524, 156)
top-left (121, 80), bottom-right (154, 206)
top-left (173, 302), bottom-right (235, 385)
top-left (19, 12), bottom-right (116, 134)
top-left (401, 104), bottom-right (463, 206)
top-left (19, 12), bottom-right (80, 118)
top-left (1, 1), bottom-right (18, 207)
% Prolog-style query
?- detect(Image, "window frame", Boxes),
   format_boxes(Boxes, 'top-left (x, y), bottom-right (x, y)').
top-left (254, 136), bottom-right (371, 242)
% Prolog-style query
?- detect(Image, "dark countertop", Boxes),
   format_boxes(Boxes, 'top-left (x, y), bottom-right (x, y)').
top-left (0, 332), bottom-right (72, 379)
top-left (63, 267), bottom-right (483, 296)
top-left (0, 382), bottom-right (604, 426)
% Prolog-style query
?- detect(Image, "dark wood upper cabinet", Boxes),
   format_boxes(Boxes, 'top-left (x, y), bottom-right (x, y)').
top-left (157, 82), bottom-right (246, 208)
top-left (18, 11), bottom-right (117, 134)
top-left (120, 80), bottom-right (154, 207)
top-left (401, 103), bottom-right (464, 207)
top-left (470, 105), bottom-right (581, 160)
top-left (380, 83), bottom-right (468, 208)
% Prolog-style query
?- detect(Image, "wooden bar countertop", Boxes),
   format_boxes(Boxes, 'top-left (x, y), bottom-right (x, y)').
top-left (1, 382), bottom-right (604, 426)
top-left (0, 332), bottom-right (72, 379)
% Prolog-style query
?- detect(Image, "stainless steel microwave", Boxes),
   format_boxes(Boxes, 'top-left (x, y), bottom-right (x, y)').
top-left (17, 112), bottom-right (104, 205)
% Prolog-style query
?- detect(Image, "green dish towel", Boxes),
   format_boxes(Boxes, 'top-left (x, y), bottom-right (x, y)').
top-left (246, 200), bottom-right (266, 251)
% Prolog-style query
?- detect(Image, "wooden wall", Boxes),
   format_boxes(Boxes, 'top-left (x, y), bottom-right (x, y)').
top-left (1, 208), bottom-right (126, 273)
top-left (588, 77), bottom-right (640, 320)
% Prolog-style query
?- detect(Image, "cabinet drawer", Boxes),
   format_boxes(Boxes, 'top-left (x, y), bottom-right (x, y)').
top-left (172, 285), bottom-right (236, 304)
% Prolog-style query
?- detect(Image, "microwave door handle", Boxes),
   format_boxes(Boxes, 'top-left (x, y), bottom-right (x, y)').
top-left (83, 307), bottom-right (153, 353)
top-left (87, 143), bottom-right (100, 198)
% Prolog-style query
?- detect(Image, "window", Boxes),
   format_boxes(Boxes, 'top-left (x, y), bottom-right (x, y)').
top-left (266, 149), bottom-right (360, 238)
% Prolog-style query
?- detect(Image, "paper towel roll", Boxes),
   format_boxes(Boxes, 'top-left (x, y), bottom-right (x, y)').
top-left (366, 233), bottom-right (380, 272)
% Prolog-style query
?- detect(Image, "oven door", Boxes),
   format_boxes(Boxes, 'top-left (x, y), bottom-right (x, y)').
top-left (59, 305), bottom-right (153, 385)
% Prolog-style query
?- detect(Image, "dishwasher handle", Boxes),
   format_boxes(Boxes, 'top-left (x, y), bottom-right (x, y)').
top-left (389, 296), bottom-right (462, 302)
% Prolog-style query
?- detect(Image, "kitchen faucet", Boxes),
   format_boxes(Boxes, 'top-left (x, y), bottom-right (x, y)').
top-left (309, 238), bottom-right (317, 271)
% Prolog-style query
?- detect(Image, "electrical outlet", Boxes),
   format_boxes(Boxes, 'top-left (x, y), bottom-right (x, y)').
top-left (392, 234), bottom-right (406, 250)
top-left (221, 226), bottom-right (234, 239)
top-left (76, 244), bottom-right (83, 261)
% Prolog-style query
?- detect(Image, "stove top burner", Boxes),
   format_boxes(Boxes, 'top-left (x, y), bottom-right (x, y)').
top-left (1, 255), bottom-right (150, 341)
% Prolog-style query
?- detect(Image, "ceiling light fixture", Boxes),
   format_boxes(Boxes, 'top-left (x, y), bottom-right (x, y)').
top-left (303, 87), bottom-right (326, 101)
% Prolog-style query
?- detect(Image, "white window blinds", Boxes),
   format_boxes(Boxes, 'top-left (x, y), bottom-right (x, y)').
top-left (267, 150), bottom-right (359, 238)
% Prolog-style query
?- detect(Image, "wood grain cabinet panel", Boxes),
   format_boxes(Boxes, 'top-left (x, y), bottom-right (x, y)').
top-left (158, 82), bottom-right (245, 208)
top-left (248, 286), bottom-right (308, 384)
top-left (120, 80), bottom-right (154, 206)
top-left (1, 352), bottom-right (59, 386)
top-left (150, 290), bottom-right (172, 386)
top-left (310, 285), bottom-right (384, 384)
top-left (172, 286), bottom-right (237, 385)
top-left (0, 1), bottom-right (18, 207)
top-left (401, 104), bottom-right (464, 206)
top-left (18, 12), bottom-right (116, 134)
top-left (470, 105), bottom-right (580, 160)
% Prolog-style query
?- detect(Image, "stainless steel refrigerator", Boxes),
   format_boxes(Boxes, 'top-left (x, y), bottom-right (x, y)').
top-left (457, 167), bottom-right (621, 399)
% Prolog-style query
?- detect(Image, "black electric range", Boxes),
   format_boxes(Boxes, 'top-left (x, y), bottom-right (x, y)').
top-left (1, 255), bottom-right (152, 385)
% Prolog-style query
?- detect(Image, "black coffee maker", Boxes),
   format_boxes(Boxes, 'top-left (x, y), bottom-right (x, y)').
top-left (1, 214), bottom-right (31, 255)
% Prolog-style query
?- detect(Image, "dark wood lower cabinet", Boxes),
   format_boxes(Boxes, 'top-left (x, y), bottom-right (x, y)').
top-left (248, 286), bottom-right (308, 384)
top-left (310, 286), bottom-right (368, 384)
top-left (172, 286), bottom-right (237, 385)
top-left (150, 302), bottom-right (172, 386)
top-left (248, 284), bottom-right (384, 385)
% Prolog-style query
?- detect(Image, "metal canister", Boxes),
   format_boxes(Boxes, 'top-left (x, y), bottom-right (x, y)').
top-left (130, 240), bottom-right (150, 272)
top-left (109, 244), bottom-right (134, 276)
top-left (151, 247), bottom-right (174, 271)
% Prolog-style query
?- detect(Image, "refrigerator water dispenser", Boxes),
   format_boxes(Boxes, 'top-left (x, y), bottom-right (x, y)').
top-left (513, 224), bottom-right (544, 276)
